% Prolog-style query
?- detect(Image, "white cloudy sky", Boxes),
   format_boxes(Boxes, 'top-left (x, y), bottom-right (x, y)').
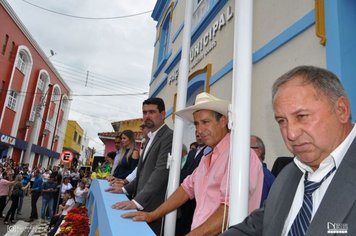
top-left (6, 0), bottom-right (157, 154)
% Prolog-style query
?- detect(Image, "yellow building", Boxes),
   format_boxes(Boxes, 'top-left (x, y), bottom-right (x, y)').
top-left (62, 120), bottom-right (84, 166)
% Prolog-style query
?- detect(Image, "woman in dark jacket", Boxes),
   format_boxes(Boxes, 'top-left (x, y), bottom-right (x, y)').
top-left (4, 174), bottom-right (27, 224)
top-left (112, 130), bottom-right (139, 179)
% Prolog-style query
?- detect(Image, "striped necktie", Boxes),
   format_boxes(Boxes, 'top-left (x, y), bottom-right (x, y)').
top-left (288, 166), bottom-right (336, 236)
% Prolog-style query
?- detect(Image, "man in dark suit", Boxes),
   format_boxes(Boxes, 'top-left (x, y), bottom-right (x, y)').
top-left (176, 131), bottom-right (207, 235)
top-left (107, 97), bottom-right (173, 234)
top-left (222, 65), bottom-right (356, 235)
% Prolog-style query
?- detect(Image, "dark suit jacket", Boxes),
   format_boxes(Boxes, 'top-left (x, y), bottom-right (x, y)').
top-left (176, 146), bottom-right (207, 235)
top-left (125, 124), bottom-right (173, 234)
top-left (222, 137), bottom-right (356, 236)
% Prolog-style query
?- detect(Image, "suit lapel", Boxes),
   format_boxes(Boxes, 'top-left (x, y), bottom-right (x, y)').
top-left (141, 124), bottom-right (167, 165)
top-left (307, 138), bottom-right (356, 235)
top-left (267, 164), bottom-right (302, 236)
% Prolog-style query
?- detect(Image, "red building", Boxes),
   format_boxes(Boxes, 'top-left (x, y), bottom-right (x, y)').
top-left (0, 1), bottom-right (71, 169)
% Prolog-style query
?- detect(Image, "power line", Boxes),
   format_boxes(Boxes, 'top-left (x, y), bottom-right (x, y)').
top-left (21, 0), bottom-right (153, 20)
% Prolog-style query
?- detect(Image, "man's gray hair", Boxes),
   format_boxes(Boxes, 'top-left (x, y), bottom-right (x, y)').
top-left (272, 65), bottom-right (347, 107)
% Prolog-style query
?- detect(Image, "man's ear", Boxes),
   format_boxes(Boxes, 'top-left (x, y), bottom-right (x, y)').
top-left (336, 96), bottom-right (351, 123)
top-left (219, 115), bottom-right (228, 127)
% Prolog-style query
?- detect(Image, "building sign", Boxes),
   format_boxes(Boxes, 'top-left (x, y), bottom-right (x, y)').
top-left (0, 134), bottom-right (16, 146)
top-left (168, 68), bottom-right (179, 86)
top-left (190, 5), bottom-right (233, 70)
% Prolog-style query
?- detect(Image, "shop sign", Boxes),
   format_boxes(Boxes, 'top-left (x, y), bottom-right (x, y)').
top-left (0, 134), bottom-right (16, 146)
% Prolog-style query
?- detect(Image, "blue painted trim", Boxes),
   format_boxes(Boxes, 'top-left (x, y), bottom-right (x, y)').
top-left (152, 0), bottom-right (167, 21)
top-left (166, 107), bottom-right (173, 118)
top-left (191, 0), bottom-right (227, 45)
top-left (253, 10), bottom-right (315, 63)
top-left (150, 76), bottom-right (168, 97)
top-left (209, 60), bottom-right (233, 86)
top-left (172, 23), bottom-right (184, 44)
top-left (164, 49), bottom-right (181, 74)
top-left (152, 57), bottom-right (167, 79)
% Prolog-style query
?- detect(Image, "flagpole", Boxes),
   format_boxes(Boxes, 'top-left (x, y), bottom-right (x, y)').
top-left (229, 0), bottom-right (254, 225)
top-left (164, 1), bottom-right (193, 235)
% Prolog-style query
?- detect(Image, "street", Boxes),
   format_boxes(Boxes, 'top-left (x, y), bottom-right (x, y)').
top-left (0, 194), bottom-right (46, 236)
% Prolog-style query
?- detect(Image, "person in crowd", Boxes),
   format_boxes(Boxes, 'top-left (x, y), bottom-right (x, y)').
top-left (189, 141), bottom-right (198, 151)
top-left (176, 131), bottom-right (208, 235)
top-left (107, 97), bottom-right (173, 234)
top-left (271, 156), bottom-right (294, 177)
top-left (59, 177), bottom-right (72, 205)
top-left (250, 135), bottom-right (275, 207)
top-left (70, 168), bottom-right (80, 188)
top-left (41, 173), bottom-right (57, 222)
top-left (48, 189), bottom-right (76, 236)
top-left (111, 123), bottom-right (151, 188)
top-left (111, 130), bottom-right (139, 179)
top-left (4, 174), bottom-right (26, 224)
top-left (74, 179), bottom-right (89, 206)
top-left (52, 167), bottom-right (62, 215)
top-left (180, 144), bottom-right (188, 168)
top-left (122, 92), bottom-right (263, 235)
top-left (42, 168), bottom-right (51, 183)
top-left (100, 151), bottom-right (116, 174)
top-left (110, 135), bottom-right (122, 176)
top-left (0, 172), bottom-right (13, 218)
top-left (222, 65), bottom-right (356, 235)
top-left (26, 169), bottom-right (43, 222)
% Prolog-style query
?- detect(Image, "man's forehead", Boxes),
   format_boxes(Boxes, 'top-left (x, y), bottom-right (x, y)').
top-left (143, 104), bottom-right (159, 111)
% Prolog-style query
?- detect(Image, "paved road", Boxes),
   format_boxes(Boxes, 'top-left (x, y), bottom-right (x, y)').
top-left (0, 194), bottom-right (44, 236)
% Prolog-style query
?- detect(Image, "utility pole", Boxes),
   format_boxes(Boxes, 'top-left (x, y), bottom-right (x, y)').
top-left (22, 84), bottom-right (53, 168)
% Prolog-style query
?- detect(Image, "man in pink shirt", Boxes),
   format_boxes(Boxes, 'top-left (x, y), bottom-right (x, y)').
top-left (123, 92), bottom-right (263, 235)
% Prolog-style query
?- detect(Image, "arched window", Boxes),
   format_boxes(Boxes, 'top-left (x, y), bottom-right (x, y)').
top-left (38, 73), bottom-right (48, 91)
top-left (16, 51), bottom-right (28, 73)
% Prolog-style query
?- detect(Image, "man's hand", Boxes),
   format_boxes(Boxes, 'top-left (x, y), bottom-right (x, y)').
top-left (112, 200), bottom-right (136, 210)
top-left (105, 186), bottom-right (123, 193)
top-left (121, 211), bottom-right (154, 223)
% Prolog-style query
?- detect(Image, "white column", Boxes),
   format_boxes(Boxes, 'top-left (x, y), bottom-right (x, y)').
top-left (229, 0), bottom-right (254, 226)
top-left (164, 1), bottom-right (193, 235)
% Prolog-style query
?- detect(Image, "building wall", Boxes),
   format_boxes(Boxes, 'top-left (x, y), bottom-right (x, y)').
top-left (0, 1), bottom-right (71, 167)
top-left (150, 0), bottom-right (356, 167)
top-left (63, 120), bottom-right (84, 155)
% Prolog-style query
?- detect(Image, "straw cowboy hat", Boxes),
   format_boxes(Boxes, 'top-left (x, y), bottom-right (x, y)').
top-left (175, 92), bottom-right (230, 122)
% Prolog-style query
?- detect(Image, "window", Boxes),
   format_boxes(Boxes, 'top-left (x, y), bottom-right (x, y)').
top-left (1, 34), bottom-right (9, 55)
top-left (16, 52), bottom-right (26, 73)
top-left (38, 74), bottom-right (47, 91)
top-left (78, 135), bottom-right (82, 145)
top-left (8, 42), bottom-right (14, 61)
top-left (158, 14), bottom-right (171, 63)
top-left (73, 131), bottom-right (78, 142)
top-left (7, 90), bottom-right (17, 110)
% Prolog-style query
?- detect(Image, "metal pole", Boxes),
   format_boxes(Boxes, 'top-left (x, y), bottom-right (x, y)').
top-left (164, 1), bottom-right (193, 235)
top-left (229, 0), bottom-right (254, 225)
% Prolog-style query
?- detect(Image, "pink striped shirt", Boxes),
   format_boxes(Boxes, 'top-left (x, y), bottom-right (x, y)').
top-left (0, 178), bottom-right (11, 196)
top-left (181, 133), bottom-right (263, 230)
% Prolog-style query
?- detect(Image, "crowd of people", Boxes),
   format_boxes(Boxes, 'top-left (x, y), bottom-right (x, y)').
top-left (0, 159), bottom-right (90, 234)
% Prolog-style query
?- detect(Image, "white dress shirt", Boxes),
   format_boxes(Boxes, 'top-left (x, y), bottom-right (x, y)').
top-left (282, 124), bottom-right (356, 235)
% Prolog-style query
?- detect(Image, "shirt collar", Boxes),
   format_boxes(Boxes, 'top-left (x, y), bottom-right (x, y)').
top-left (295, 123), bottom-right (356, 173)
top-left (147, 124), bottom-right (165, 139)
